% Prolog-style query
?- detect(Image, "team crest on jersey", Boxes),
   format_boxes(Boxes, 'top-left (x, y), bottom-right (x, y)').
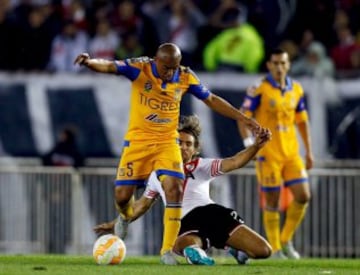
top-left (290, 96), bottom-right (296, 108)
top-left (174, 88), bottom-right (181, 101)
top-left (269, 99), bottom-right (276, 108)
top-left (184, 159), bottom-right (199, 173)
top-left (144, 81), bottom-right (152, 92)
top-left (185, 163), bottom-right (195, 171)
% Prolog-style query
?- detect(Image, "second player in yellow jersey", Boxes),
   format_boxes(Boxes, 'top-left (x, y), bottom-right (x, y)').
top-left (238, 48), bottom-right (313, 259)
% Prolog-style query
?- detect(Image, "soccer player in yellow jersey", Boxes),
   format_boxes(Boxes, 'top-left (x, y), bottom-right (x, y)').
top-left (238, 48), bottom-right (314, 259)
top-left (74, 43), bottom-right (260, 264)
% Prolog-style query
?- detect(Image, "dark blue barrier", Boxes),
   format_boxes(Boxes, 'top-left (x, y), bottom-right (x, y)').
top-left (327, 98), bottom-right (360, 159)
top-left (47, 88), bottom-right (112, 157)
top-left (0, 84), bottom-right (37, 156)
top-left (211, 90), bottom-right (246, 157)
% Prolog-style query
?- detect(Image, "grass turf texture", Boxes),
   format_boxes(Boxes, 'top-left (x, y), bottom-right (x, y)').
top-left (0, 255), bottom-right (359, 275)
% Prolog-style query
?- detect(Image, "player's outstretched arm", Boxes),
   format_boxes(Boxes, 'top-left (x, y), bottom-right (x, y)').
top-left (203, 93), bottom-right (260, 135)
top-left (220, 127), bottom-right (271, 173)
top-left (74, 53), bottom-right (117, 73)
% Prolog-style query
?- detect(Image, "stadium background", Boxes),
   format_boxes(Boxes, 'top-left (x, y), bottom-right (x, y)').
top-left (0, 0), bottom-right (359, 258)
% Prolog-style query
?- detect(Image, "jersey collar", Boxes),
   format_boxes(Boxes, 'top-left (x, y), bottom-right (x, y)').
top-left (151, 61), bottom-right (180, 83)
top-left (266, 73), bottom-right (293, 92)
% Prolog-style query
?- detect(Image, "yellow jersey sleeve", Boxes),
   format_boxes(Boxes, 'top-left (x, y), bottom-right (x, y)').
top-left (294, 83), bottom-right (309, 124)
top-left (241, 84), bottom-right (262, 117)
top-left (114, 57), bottom-right (151, 81)
top-left (186, 69), bottom-right (211, 100)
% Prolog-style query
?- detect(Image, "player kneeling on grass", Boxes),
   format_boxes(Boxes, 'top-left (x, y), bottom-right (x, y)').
top-left (94, 115), bottom-right (272, 265)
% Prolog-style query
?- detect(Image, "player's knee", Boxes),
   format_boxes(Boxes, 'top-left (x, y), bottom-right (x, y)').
top-left (115, 197), bottom-right (128, 208)
top-left (254, 242), bottom-right (272, 259)
top-left (114, 187), bottom-right (134, 206)
top-left (165, 185), bottom-right (183, 201)
top-left (260, 243), bottom-right (272, 258)
top-left (163, 178), bottom-right (183, 201)
top-left (296, 192), bottom-right (311, 204)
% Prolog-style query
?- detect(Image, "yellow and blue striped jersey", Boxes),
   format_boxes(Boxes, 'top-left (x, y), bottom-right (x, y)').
top-left (115, 57), bottom-right (210, 142)
top-left (241, 74), bottom-right (308, 159)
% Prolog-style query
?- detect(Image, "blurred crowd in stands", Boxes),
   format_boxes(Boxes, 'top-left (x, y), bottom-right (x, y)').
top-left (0, 0), bottom-right (360, 78)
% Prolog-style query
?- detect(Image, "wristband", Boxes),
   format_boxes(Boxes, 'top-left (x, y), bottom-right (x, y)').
top-left (243, 137), bottom-right (254, 148)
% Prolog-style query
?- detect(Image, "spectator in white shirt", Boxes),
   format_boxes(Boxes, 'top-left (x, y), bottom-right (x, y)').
top-left (89, 19), bottom-right (120, 60)
top-left (48, 20), bottom-right (88, 72)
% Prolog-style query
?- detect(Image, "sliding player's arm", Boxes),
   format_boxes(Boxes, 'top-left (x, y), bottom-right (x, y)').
top-left (93, 195), bottom-right (157, 234)
top-left (129, 195), bottom-right (158, 222)
top-left (220, 127), bottom-right (271, 173)
top-left (129, 171), bottom-right (163, 222)
top-left (74, 53), bottom-right (117, 73)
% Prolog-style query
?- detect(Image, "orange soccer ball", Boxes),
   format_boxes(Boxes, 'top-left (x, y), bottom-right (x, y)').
top-left (93, 234), bottom-right (126, 265)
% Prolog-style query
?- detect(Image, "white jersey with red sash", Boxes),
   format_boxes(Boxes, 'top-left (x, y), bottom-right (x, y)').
top-left (144, 157), bottom-right (223, 217)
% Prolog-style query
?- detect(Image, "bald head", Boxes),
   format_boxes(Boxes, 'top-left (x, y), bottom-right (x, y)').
top-left (154, 43), bottom-right (182, 81)
top-left (156, 43), bottom-right (182, 61)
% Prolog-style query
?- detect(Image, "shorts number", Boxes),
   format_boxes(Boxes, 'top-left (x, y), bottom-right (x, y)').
top-left (126, 162), bottom-right (133, 177)
top-left (230, 210), bottom-right (243, 223)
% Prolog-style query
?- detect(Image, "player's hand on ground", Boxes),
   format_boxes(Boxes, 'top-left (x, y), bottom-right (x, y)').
top-left (93, 222), bottom-right (114, 235)
top-left (74, 53), bottom-right (90, 66)
top-left (254, 127), bottom-right (271, 148)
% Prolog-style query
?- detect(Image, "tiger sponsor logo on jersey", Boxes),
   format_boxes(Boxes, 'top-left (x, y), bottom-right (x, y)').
top-left (140, 94), bottom-right (179, 111)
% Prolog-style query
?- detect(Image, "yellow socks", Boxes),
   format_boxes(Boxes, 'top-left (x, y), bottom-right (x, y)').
top-left (263, 209), bottom-right (281, 252)
top-left (160, 203), bottom-right (182, 255)
top-left (280, 201), bottom-right (308, 244)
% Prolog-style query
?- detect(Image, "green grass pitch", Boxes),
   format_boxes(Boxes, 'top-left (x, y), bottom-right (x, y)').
top-left (0, 255), bottom-right (359, 275)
